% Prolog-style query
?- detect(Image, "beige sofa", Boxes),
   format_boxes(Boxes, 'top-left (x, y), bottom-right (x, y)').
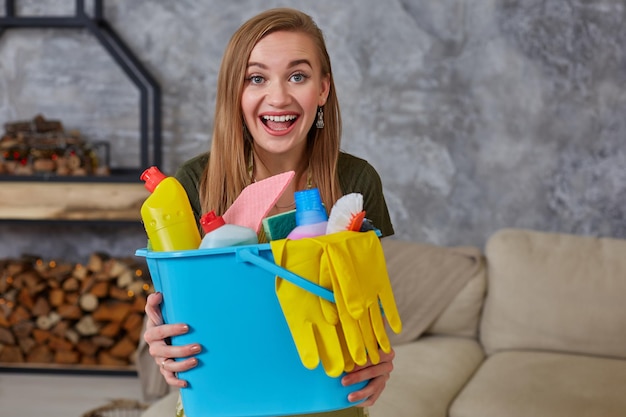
top-left (371, 228), bottom-right (626, 417)
top-left (138, 228), bottom-right (626, 417)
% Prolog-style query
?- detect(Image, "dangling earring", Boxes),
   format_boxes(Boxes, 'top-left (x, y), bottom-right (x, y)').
top-left (316, 107), bottom-right (325, 129)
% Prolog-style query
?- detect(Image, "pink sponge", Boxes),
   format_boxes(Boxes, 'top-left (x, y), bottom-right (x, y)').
top-left (223, 171), bottom-right (295, 233)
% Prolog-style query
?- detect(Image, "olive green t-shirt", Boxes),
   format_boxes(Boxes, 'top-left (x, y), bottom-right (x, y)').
top-left (174, 151), bottom-right (394, 237)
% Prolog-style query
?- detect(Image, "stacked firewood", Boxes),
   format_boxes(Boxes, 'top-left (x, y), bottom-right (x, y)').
top-left (0, 114), bottom-right (110, 176)
top-left (0, 253), bottom-right (152, 368)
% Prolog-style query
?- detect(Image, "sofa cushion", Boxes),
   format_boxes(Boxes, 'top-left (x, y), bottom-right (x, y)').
top-left (481, 228), bottom-right (626, 358)
top-left (370, 336), bottom-right (484, 417)
top-left (381, 238), bottom-right (485, 345)
top-left (449, 350), bottom-right (626, 417)
top-left (426, 268), bottom-right (486, 338)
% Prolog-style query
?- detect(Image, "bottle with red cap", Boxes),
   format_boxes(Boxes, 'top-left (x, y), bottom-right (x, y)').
top-left (140, 166), bottom-right (201, 251)
top-left (198, 210), bottom-right (258, 249)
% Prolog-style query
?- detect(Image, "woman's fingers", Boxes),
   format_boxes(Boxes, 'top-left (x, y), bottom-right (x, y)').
top-left (158, 356), bottom-right (199, 387)
top-left (144, 322), bottom-right (189, 344)
top-left (143, 292), bottom-right (201, 387)
top-left (342, 348), bottom-right (395, 406)
top-left (145, 292), bottom-right (164, 327)
top-left (149, 340), bottom-right (201, 361)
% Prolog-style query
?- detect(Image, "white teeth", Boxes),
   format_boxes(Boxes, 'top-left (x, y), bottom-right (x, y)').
top-left (262, 115), bottom-right (297, 122)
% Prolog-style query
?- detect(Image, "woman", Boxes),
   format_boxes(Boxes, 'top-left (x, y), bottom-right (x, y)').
top-left (143, 8), bottom-right (395, 417)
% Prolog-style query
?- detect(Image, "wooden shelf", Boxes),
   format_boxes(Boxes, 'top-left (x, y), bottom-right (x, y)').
top-left (0, 181), bottom-right (149, 222)
top-left (0, 362), bottom-right (137, 376)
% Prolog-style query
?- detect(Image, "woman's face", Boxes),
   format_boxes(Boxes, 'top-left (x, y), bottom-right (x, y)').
top-left (242, 30), bottom-right (330, 160)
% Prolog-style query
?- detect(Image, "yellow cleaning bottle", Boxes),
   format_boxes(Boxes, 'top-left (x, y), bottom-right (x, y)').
top-left (140, 166), bottom-right (201, 251)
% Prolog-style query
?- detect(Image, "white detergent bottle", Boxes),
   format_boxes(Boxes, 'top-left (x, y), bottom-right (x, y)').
top-left (286, 188), bottom-right (328, 240)
top-left (199, 210), bottom-right (258, 249)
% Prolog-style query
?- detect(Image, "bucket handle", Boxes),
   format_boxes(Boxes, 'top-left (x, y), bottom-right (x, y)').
top-left (236, 247), bottom-right (335, 303)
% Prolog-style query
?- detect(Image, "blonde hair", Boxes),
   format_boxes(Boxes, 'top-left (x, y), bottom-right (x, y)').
top-left (201, 8), bottom-right (342, 216)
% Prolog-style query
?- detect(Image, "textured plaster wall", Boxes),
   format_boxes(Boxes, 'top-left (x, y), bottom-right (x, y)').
top-left (1, 0), bottom-right (625, 262)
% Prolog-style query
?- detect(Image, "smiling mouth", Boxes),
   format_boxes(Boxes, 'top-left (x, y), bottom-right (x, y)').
top-left (261, 114), bottom-right (298, 131)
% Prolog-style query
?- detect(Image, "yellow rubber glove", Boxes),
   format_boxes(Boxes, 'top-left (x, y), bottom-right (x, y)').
top-left (314, 231), bottom-right (403, 364)
top-left (322, 247), bottom-right (374, 365)
top-left (270, 238), bottom-right (346, 377)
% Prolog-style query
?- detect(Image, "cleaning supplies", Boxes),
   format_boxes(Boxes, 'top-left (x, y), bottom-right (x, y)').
top-left (286, 188), bottom-right (328, 240)
top-left (326, 193), bottom-right (366, 234)
top-left (262, 209), bottom-right (297, 241)
top-left (140, 166), bottom-right (201, 251)
top-left (222, 171), bottom-right (295, 233)
top-left (270, 237), bottom-right (349, 377)
top-left (271, 230), bottom-right (403, 373)
top-left (313, 231), bottom-right (402, 365)
top-left (199, 210), bottom-right (258, 249)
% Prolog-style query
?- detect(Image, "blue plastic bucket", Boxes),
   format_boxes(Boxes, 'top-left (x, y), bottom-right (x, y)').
top-left (135, 244), bottom-right (366, 417)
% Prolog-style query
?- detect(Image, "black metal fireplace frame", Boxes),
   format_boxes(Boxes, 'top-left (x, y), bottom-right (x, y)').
top-left (0, 0), bottom-right (162, 179)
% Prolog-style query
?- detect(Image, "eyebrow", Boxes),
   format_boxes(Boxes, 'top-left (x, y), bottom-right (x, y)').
top-left (247, 59), bottom-right (313, 70)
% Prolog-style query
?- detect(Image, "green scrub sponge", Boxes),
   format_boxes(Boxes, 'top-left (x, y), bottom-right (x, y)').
top-left (262, 209), bottom-right (297, 241)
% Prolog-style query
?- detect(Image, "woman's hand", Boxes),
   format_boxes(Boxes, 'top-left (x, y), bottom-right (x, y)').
top-left (143, 292), bottom-right (201, 388)
top-left (342, 348), bottom-right (395, 407)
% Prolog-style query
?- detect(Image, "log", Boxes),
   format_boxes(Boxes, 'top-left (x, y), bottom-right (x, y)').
top-left (79, 275), bottom-right (96, 294)
top-left (17, 288), bottom-right (34, 311)
top-left (109, 286), bottom-right (131, 301)
top-left (0, 327), bottom-right (15, 344)
top-left (98, 351), bottom-right (127, 367)
top-left (57, 304), bottom-right (83, 320)
top-left (18, 337), bottom-right (36, 354)
top-left (54, 350), bottom-right (80, 364)
top-left (0, 309), bottom-right (10, 327)
top-left (93, 302), bottom-right (131, 323)
top-left (48, 335), bottom-right (74, 352)
top-left (79, 293), bottom-right (99, 312)
top-left (32, 328), bottom-right (51, 344)
top-left (76, 339), bottom-right (98, 356)
top-left (116, 270), bottom-right (134, 289)
top-left (31, 296), bottom-right (51, 317)
top-left (27, 345), bottom-right (53, 363)
top-left (51, 320), bottom-right (70, 338)
top-left (49, 289), bottom-right (65, 307)
top-left (109, 336), bottom-right (136, 359)
top-left (80, 355), bottom-right (98, 366)
top-left (9, 305), bottom-right (30, 325)
top-left (12, 320), bottom-right (34, 339)
top-left (106, 259), bottom-right (129, 278)
top-left (0, 345), bottom-right (24, 363)
top-left (89, 281), bottom-right (109, 298)
top-left (36, 312), bottom-right (61, 331)
top-left (99, 322), bottom-right (121, 338)
top-left (73, 264), bottom-right (89, 280)
top-left (131, 294), bottom-right (147, 313)
top-left (92, 335), bottom-right (115, 348)
top-left (87, 253), bottom-right (109, 273)
top-left (75, 315), bottom-right (100, 336)
top-left (62, 277), bottom-right (80, 292)
top-left (122, 313), bottom-right (143, 335)
top-left (65, 292), bottom-right (79, 306)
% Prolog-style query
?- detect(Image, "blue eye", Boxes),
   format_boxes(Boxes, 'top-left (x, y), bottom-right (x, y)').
top-left (248, 75), bottom-right (264, 84)
top-left (291, 73), bottom-right (308, 83)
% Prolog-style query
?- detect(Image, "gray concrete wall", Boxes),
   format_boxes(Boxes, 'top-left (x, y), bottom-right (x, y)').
top-left (1, 0), bottom-right (625, 262)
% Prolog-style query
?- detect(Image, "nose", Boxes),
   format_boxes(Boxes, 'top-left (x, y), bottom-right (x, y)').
top-left (266, 81), bottom-right (291, 107)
